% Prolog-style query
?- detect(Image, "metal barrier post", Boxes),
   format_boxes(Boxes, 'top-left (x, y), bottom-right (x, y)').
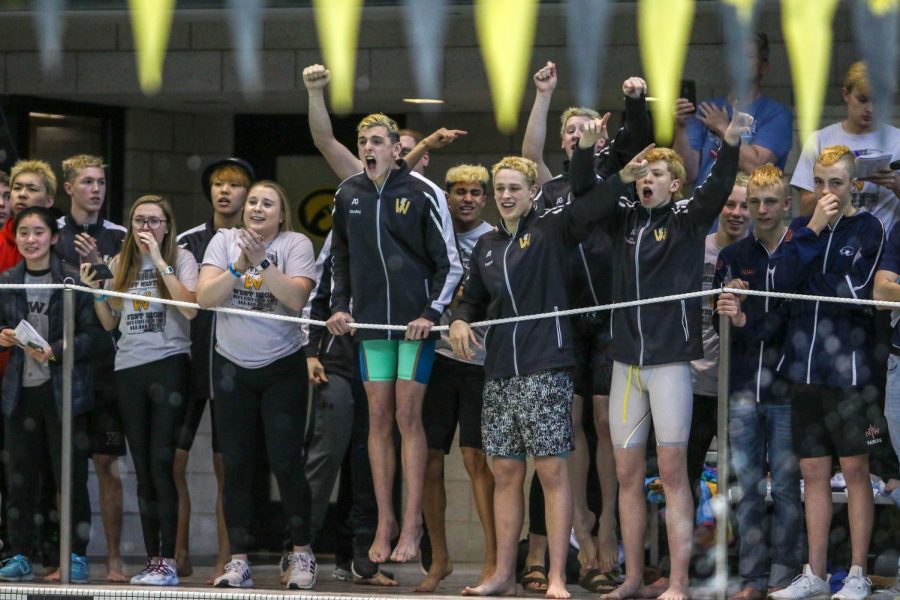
top-left (714, 311), bottom-right (732, 598)
top-left (59, 288), bottom-right (74, 584)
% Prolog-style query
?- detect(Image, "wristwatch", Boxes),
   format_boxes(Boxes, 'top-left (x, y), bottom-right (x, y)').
top-left (257, 258), bottom-right (271, 271)
top-left (159, 265), bottom-right (175, 276)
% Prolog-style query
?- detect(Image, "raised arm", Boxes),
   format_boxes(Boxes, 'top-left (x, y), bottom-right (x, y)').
top-left (302, 64), bottom-right (364, 181)
top-left (522, 61), bottom-right (558, 186)
top-left (403, 127), bottom-right (467, 171)
top-left (673, 98), bottom-right (700, 183)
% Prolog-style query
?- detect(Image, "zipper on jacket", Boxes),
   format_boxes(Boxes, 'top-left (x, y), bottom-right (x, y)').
top-left (554, 305), bottom-right (563, 348)
top-left (634, 211), bottom-right (652, 366)
top-left (502, 238), bottom-right (520, 376)
top-left (373, 173), bottom-right (393, 339)
top-left (680, 299), bottom-right (689, 341)
top-left (806, 224), bottom-right (835, 383)
top-left (424, 278), bottom-right (429, 300)
top-left (577, 244), bottom-right (599, 304)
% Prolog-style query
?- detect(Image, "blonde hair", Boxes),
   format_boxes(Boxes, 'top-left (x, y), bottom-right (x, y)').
top-left (645, 148), bottom-right (687, 200)
top-left (11, 159), bottom-right (57, 198)
top-left (734, 172), bottom-right (750, 188)
top-left (61, 154), bottom-right (105, 183)
top-left (445, 164), bottom-right (489, 193)
top-left (210, 164), bottom-right (252, 189)
top-left (357, 113), bottom-right (400, 143)
top-left (491, 157), bottom-right (539, 188)
top-left (247, 180), bottom-right (293, 233)
top-left (110, 195), bottom-right (180, 308)
top-left (560, 107), bottom-right (601, 138)
top-left (747, 164), bottom-right (786, 197)
top-left (843, 61), bottom-right (871, 96)
top-left (816, 145), bottom-right (856, 180)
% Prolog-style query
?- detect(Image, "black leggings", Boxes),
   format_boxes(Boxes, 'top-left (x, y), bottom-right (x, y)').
top-left (116, 354), bottom-right (188, 558)
top-left (4, 382), bottom-right (91, 557)
top-left (213, 349), bottom-right (312, 554)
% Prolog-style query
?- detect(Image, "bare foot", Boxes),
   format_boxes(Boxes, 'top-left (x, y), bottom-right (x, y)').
top-left (354, 571), bottom-right (399, 586)
top-left (547, 576), bottom-right (571, 599)
top-left (369, 519), bottom-right (399, 564)
top-left (596, 516), bottom-right (619, 573)
top-left (477, 563), bottom-right (496, 586)
top-left (415, 560), bottom-right (453, 592)
top-left (601, 579), bottom-right (645, 599)
top-left (462, 573), bottom-right (518, 596)
top-left (106, 557), bottom-right (126, 583)
top-left (642, 577), bottom-right (669, 598)
top-left (43, 569), bottom-right (60, 582)
top-left (389, 521), bottom-right (423, 563)
top-left (657, 582), bottom-right (689, 600)
top-left (206, 562), bottom-right (227, 585)
top-left (575, 511), bottom-right (598, 573)
top-left (176, 554), bottom-right (193, 578)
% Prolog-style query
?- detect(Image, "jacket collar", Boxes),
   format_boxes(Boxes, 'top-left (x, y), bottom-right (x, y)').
top-left (498, 207), bottom-right (537, 239)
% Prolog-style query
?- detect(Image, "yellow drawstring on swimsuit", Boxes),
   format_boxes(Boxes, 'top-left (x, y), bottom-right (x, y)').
top-left (623, 364), bottom-right (642, 422)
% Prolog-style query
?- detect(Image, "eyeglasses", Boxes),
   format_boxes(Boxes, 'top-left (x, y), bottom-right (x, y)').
top-left (132, 217), bottom-right (167, 230)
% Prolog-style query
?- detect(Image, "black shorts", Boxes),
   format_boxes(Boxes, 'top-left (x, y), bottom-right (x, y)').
top-left (791, 384), bottom-right (880, 458)
top-left (88, 377), bottom-right (127, 457)
top-left (176, 394), bottom-right (220, 453)
top-left (571, 315), bottom-right (613, 398)
top-left (422, 354), bottom-right (485, 453)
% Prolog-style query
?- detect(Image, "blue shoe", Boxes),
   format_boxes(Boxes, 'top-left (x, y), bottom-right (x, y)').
top-left (70, 554), bottom-right (90, 584)
top-left (0, 555), bottom-right (34, 582)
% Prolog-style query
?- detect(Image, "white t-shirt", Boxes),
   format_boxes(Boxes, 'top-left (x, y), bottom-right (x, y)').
top-left (203, 228), bottom-right (316, 369)
top-left (113, 249), bottom-right (198, 371)
top-left (791, 122), bottom-right (900, 233)
top-left (436, 221), bottom-right (494, 365)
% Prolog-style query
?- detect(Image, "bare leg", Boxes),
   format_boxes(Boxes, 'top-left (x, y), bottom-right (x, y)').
top-left (535, 456), bottom-right (573, 600)
top-left (592, 394), bottom-right (619, 573)
top-left (602, 447), bottom-right (647, 599)
top-left (208, 452), bottom-right (230, 583)
top-left (365, 381), bottom-right (400, 563)
top-left (569, 395), bottom-right (597, 574)
top-left (800, 456), bottom-right (832, 579)
top-left (838, 454), bottom-right (872, 572)
top-left (462, 446), bottom-right (497, 585)
top-left (655, 445), bottom-right (692, 600)
top-left (463, 457), bottom-right (523, 597)
top-left (173, 448), bottom-right (194, 578)
top-left (390, 379), bottom-right (428, 563)
top-left (416, 449), bottom-right (453, 591)
top-left (93, 454), bottom-right (126, 582)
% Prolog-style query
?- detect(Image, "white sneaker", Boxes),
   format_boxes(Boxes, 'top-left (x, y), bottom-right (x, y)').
top-left (286, 551), bottom-right (317, 590)
top-left (770, 564), bottom-right (831, 599)
top-left (214, 559), bottom-right (253, 588)
top-left (129, 558), bottom-right (158, 585)
top-left (140, 560), bottom-right (179, 586)
top-left (831, 566), bottom-right (871, 600)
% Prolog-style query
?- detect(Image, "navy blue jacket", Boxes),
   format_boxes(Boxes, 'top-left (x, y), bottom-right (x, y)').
top-left (774, 212), bottom-right (884, 387)
top-left (571, 140), bottom-right (740, 366)
top-left (330, 161), bottom-right (463, 340)
top-left (304, 234), bottom-right (354, 380)
top-left (0, 256), bottom-right (104, 417)
top-left (452, 175), bottom-right (627, 381)
top-left (714, 232), bottom-right (791, 403)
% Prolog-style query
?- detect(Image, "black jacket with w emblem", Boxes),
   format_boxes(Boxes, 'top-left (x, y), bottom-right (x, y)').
top-left (330, 160), bottom-right (463, 341)
top-left (451, 174), bottom-right (627, 381)
top-left (571, 140), bottom-right (740, 366)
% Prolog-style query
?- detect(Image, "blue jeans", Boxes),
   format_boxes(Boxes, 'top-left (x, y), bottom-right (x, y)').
top-left (729, 394), bottom-right (803, 590)
top-left (885, 355), bottom-right (900, 463)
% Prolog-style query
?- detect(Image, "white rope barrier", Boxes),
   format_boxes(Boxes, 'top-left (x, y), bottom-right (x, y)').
top-left (0, 282), bottom-right (895, 332)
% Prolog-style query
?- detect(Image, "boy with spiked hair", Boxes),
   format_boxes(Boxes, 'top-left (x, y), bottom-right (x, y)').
top-left (54, 153), bottom-right (128, 582)
top-left (570, 107), bottom-right (753, 600)
top-left (715, 164), bottom-right (802, 600)
top-left (327, 112), bottom-right (463, 569)
top-left (772, 146), bottom-right (884, 600)
top-left (418, 164), bottom-right (496, 592)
